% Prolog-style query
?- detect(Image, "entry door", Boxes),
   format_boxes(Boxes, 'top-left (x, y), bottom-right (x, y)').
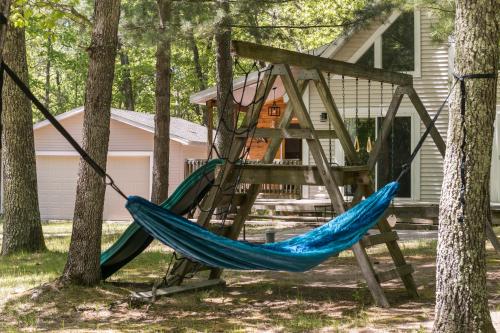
top-left (284, 123), bottom-right (303, 159)
top-left (491, 112), bottom-right (500, 203)
top-left (344, 116), bottom-right (412, 198)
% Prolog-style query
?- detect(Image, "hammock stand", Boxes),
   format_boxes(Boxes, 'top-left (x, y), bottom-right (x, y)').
top-left (2, 39), bottom-right (497, 307)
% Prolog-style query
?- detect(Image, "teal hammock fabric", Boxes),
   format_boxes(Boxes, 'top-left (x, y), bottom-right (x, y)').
top-left (126, 181), bottom-right (399, 272)
top-left (100, 159), bottom-right (223, 279)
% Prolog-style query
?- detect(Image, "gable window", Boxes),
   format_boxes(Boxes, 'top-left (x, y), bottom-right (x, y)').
top-left (382, 11), bottom-right (414, 71)
top-left (356, 45), bottom-right (374, 67)
top-left (354, 10), bottom-right (419, 75)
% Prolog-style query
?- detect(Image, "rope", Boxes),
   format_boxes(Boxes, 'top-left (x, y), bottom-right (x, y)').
top-left (395, 71), bottom-right (497, 204)
top-left (1, 61), bottom-right (128, 200)
top-left (395, 79), bottom-right (458, 182)
top-left (452, 72), bottom-right (497, 222)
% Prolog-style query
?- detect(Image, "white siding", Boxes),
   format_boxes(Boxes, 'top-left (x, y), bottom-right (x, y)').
top-left (167, 142), bottom-right (207, 195)
top-left (34, 113), bottom-right (153, 152)
top-left (306, 10), bottom-right (450, 202)
top-left (31, 111), bottom-right (209, 218)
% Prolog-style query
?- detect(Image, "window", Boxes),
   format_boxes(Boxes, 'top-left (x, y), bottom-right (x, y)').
top-left (355, 11), bottom-right (417, 73)
top-left (382, 11), bottom-right (414, 71)
top-left (357, 45), bottom-right (374, 67)
top-left (343, 117), bottom-right (412, 198)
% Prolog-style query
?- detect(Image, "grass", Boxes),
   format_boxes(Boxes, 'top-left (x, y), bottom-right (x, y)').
top-left (0, 222), bottom-right (499, 332)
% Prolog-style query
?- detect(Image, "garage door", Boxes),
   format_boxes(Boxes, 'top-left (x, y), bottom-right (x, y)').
top-left (36, 155), bottom-right (150, 220)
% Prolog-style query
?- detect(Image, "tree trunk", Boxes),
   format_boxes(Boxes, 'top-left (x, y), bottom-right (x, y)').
top-left (434, 1), bottom-right (499, 332)
top-left (188, 28), bottom-right (206, 122)
top-left (45, 35), bottom-right (51, 108)
top-left (0, 0), bottom-right (12, 220)
top-left (61, 0), bottom-right (121, 285)
top-left (55, 69), bottom-right (65, 112)
top-left (118, 42), bottom-right (135, 111)
top-left (1, 24), bottom-right (45, 255)
top-left (151, 0), bottom-right (171, 204)
top-left (214, 0), bottom-right (234, 158)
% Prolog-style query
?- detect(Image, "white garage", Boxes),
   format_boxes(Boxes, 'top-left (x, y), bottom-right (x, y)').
top-left (30, 107), bottom-right (209, 220)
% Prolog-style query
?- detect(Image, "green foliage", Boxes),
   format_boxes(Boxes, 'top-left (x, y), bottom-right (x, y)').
top-left (19, 0), bottom-right (399, 124)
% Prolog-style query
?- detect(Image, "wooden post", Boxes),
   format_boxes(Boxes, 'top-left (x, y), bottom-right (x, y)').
top-left (279, 64), bottom-right (345, 214)
top-left (206, 100), bottom-right (214, 157)
top-left (406, 86), bottom-right (446, 157)
top-left (314, 70), bottom-right (360, 165)
top-left (209, 80), bottom-right (309, 279)
top-left (231, 40), bottom-right (413, 86)
top-left (367, 86), bottom-right (405, 170)
top-left (172, 72), bottom-right (277, 282)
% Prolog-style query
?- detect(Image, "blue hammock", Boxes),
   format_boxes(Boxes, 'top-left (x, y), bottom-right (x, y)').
top-left (126, 181), bottom-right (399, 272)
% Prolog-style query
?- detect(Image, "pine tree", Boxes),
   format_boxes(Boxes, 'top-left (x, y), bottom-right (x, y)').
top-left (214, 0), bottom-right (233, 158)
top-left (434, 0), bottom-right (499, 331)
top-left (61, 0), bottom-right (121, 285)
top-left (1, 21), bottom-right (45, 255)
top-left (151, 0), bottom-right (172, 204)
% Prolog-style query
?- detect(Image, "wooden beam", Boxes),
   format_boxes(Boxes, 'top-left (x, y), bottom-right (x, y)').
top-left (195, 72), bottom-right (277, 229)
top-left (352, 243), bottom-right (390, 307)
top-left (376, 264), bottom-right (414, 284)
top-left (263, 81), bottom-right (309, 161)
top-left (314, 70), bottom-right (360, 164)
top-left (367, 87), bottom-right (405, 170)
top-left (279, 64), bottom-right (346, 213)
top-left (406, 86), bottom-right (446, 157)
top-left (361, 231), bottom-right (399, 248)
top-left (130, 279), bottom-right (226, 301)
top-left (361, 183), bottom-right (419, 298)
top-left (209, 79), bottom-right (310, 280)
top-left (220, 164), bottom-right (370, 186)
top-left (236, 128), bottom-right (336, 140)
top-left (231, 40), bottom-right (413, 86)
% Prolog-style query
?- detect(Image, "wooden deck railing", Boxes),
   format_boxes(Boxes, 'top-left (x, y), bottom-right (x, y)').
top-left (184, 158), bottom-right (302, 199)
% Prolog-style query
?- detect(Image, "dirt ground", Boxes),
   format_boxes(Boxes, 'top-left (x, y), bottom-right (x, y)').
top-left (0, 223), bottom-right (499, 332)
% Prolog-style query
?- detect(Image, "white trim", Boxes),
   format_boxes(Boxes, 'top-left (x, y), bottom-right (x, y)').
top-left (34, 151), bottom-right (154, 201)
top-left (33, 107), bottom-right (200, 146)
top-left (35, 150), bottom-right (153, 157)
top-left (374, 38), bottom-right (382, 69)
top-left (302, 82), bottom-right (311, 199)
top-left (348, 11), bottom-right (402, 64)
top-left (321, 32), bottom-right (352, 59)
top-left (33, 106), bottom-right (84, 130)
top-left (348, 9), bottom-right (422, 78)
top-left (413, 9), bottom-right (422, 77)
top-left (334, 107), bottom-right (421, 201)
top-left (190, 71), bottom-right (261, 105)
top-left (110, 113), bottom-right (154, 134)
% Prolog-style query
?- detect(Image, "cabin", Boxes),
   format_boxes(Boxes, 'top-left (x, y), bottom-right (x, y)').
top-left (190, 8), bottom-right (500, 211)
top-left (27, 107), bottom-right (209, 220)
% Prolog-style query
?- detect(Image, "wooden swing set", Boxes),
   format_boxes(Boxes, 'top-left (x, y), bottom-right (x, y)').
top-left (135, 41), bottom-right (496, 307)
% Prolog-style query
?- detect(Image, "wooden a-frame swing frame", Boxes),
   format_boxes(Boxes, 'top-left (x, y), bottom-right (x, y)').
top-left (137, 41), bottom-right (496, 307)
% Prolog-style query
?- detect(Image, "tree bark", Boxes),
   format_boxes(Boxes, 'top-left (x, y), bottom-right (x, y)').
top-left (45, 35), bottom-right (51, 109)
top-left (118, 42), bottom-right (135, 111)
top-left (1, 24), bottom-right (45, 255)
top-left (188, 28), bottom-right (207, 123)
top-left (61, 0), bottom-right (121, 285)
top-left (434, 1), bottom-right (499, 332)
top-left (214, 0), bottom-right (234, 158)
top-left (0, 0), bottom-right (12, 220)
top-left (150, 0), bottom-right (171, 204)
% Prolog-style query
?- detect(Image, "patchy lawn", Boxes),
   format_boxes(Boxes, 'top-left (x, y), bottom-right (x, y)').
top-left (0, 222), bottom-right (499, 332)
